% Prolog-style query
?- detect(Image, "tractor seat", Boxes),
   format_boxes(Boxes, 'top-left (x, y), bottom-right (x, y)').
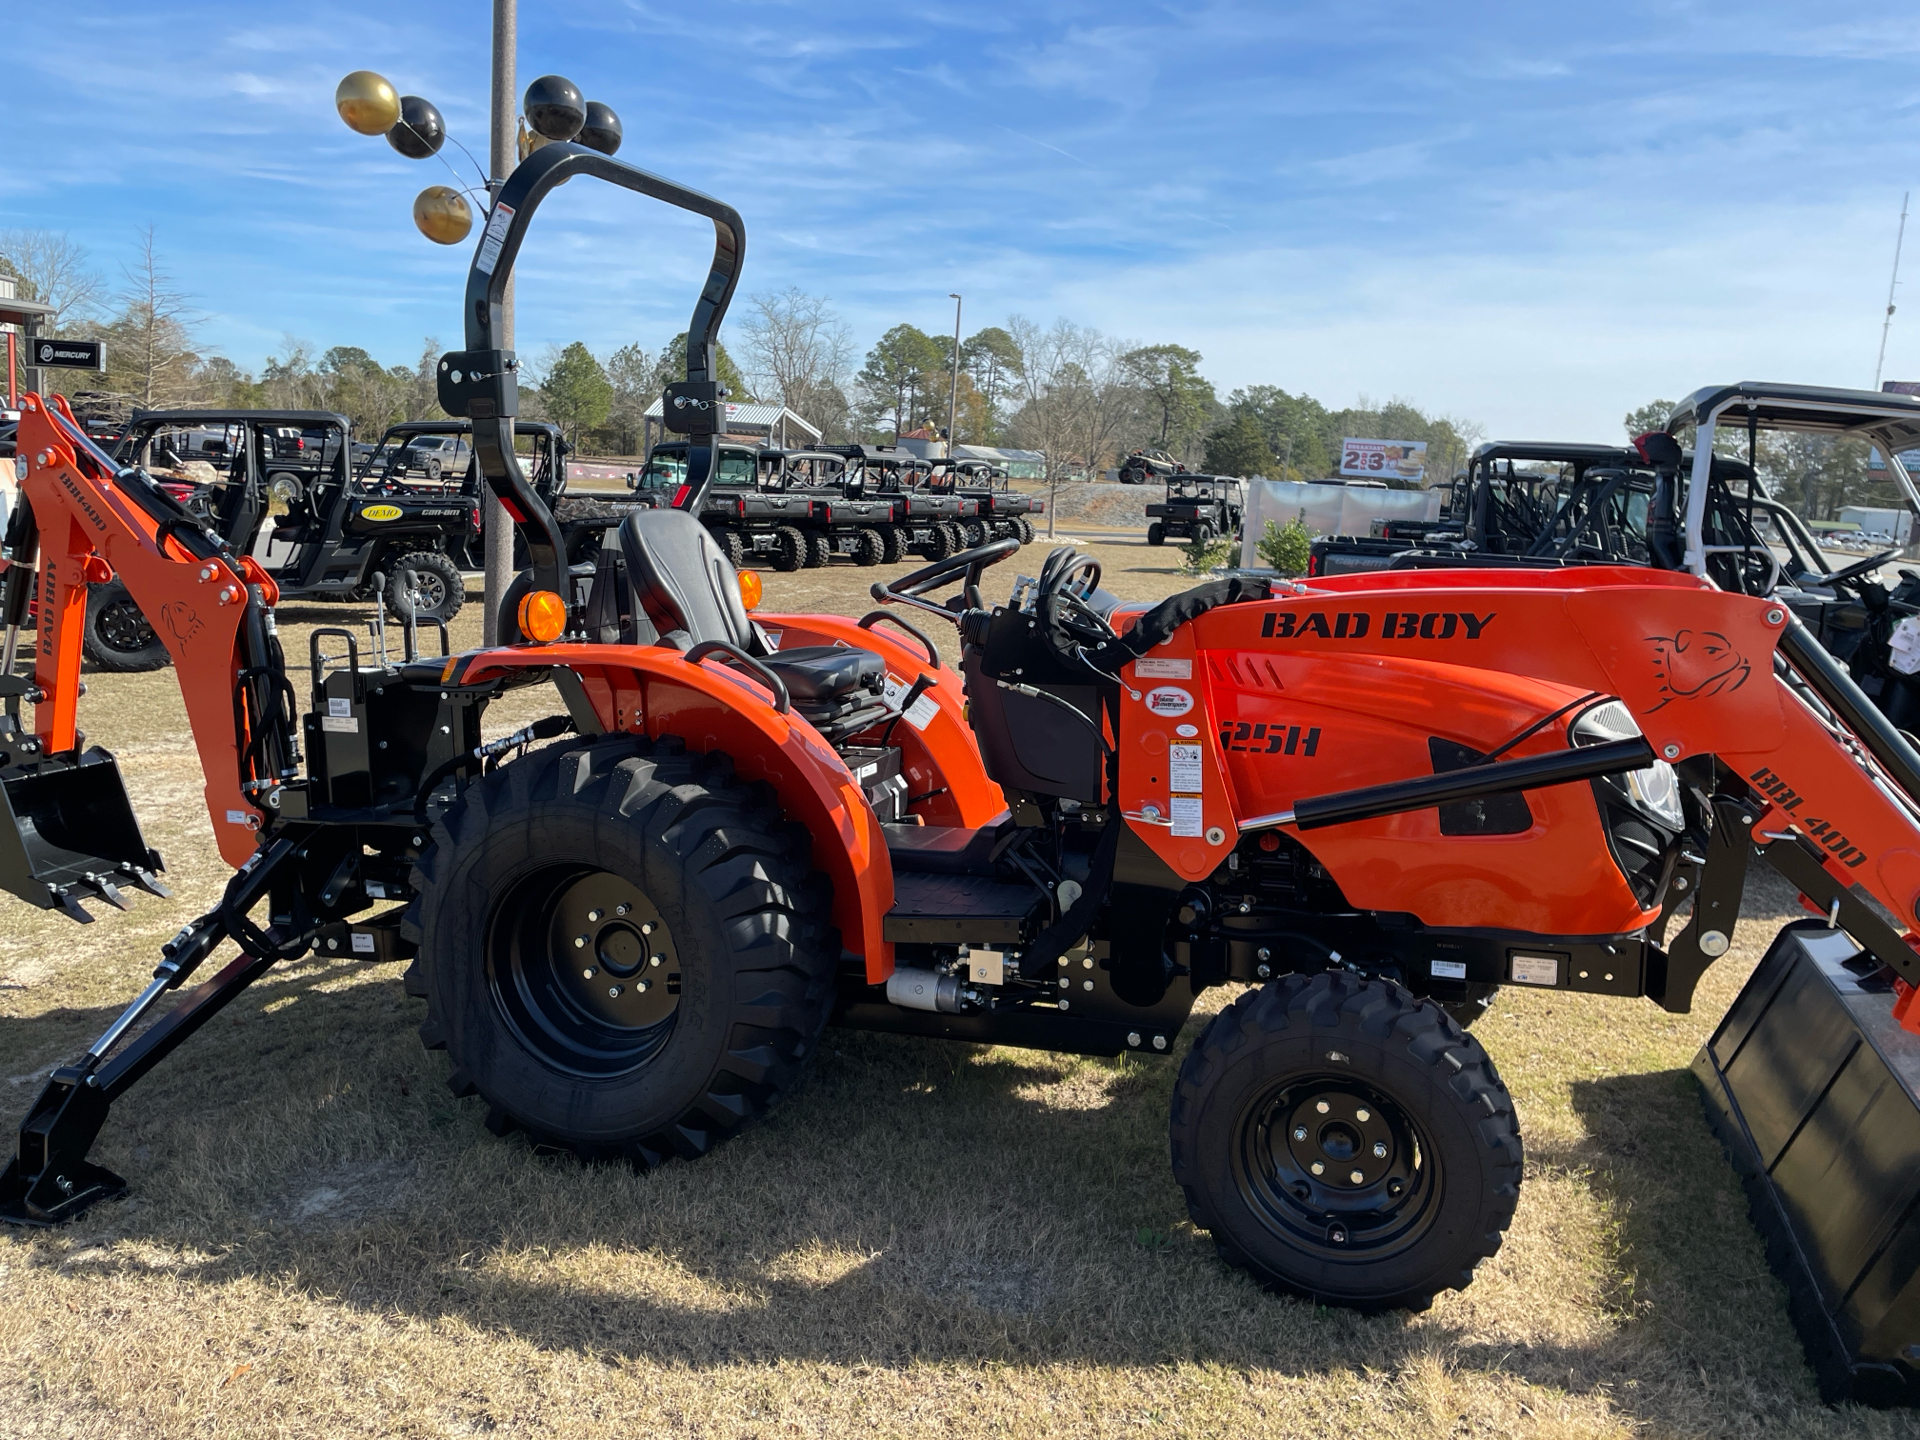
top-left (615, 509), bottom-right (888, 731)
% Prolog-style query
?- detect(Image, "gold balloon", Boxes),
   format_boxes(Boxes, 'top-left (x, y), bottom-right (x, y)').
top-left (413, 186), bottom-right (474, 245)
top-left (336, 71), bottom-right (401, 135)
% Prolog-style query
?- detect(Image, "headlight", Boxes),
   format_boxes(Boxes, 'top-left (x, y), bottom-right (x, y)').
top-left (1570, 699), bottom-right (1685, 831)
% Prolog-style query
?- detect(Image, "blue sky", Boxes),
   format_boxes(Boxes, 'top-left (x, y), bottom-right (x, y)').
top-left (7, 1), bottom-right (1920, 438)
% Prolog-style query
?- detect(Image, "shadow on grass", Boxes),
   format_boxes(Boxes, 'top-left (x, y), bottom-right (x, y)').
top-left (0, 976), bottom-right (1872, 1432)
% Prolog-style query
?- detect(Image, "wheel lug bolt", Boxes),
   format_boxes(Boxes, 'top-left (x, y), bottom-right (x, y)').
top-left (1355, 1108), bottom-right (1370, 1122)
top-left (1310, 1161), bottom-right (1324, 1175)
top-left (640, 921), bottom-right (653, 934)
top-left (1315, 1100), bottom-right (1330, 1114)
top-left (616, 904), bottom-right (630, 916)
top-left (1372, 1141), bottom-right (1387, 1158)
top-left (588, 909), bottom-right (603, 922)
top-left (1292, 1126), bottom-right (1307, 1141)
top-left (582, 967), bottom-right (596, 979)
top-left (636, 979), bottom-right (649, 992)
top-left (1349, 1170), bottom-right (1364, 1184)
top-left (650, 955), bottom-right (663, 967)
top-left (608, 985), bottom-right (622, 998)
top-left (574, 935), bottom-right (587, 948)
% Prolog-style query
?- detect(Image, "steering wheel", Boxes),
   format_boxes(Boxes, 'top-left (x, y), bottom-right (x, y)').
top-left (871, 535), bottom-right (1023, 621)
top-left (1822, 547), bottom-right (1903, 592)
top-left (1038, 547), bottom-right (1117, 653)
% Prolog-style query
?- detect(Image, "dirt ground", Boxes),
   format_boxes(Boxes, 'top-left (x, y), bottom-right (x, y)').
top-left (3, 536), bottom-right (1917, 1439)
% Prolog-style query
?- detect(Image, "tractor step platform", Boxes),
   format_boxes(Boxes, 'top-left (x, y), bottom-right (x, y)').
top-left (882, 870), bottom-right (1046, 945)
top-left (1695, 920), bottom-right (1920, 1407)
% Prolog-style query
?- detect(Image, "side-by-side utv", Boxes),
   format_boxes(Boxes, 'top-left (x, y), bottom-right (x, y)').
top-left (11, 143), bottom-right (1920, 1408)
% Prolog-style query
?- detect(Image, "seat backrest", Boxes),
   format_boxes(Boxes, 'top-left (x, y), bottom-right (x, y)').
top-left (616, 508), bottom-right (751, 650)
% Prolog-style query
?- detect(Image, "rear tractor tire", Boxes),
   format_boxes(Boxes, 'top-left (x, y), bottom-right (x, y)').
top-left (84, 580), bottom-right (171, 672)
top-left (407, 734), bottom-right (837, 1166)
top-left (770, 526), bottom-right (806, 573)
top-left (1169, 971), bottom-right (1522, 1313)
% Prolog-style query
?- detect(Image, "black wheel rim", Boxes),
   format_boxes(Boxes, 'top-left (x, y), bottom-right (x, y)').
top-left (1231, 1073), bottom-right (1441, 1265)
top-left (97, 598), bottom-right (157, 653)
top-left (487, 864), bottom-right (681, 1077)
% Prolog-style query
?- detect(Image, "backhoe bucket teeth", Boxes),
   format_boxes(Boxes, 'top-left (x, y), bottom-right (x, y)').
top-left (0, 748), bottom-right (166, 922)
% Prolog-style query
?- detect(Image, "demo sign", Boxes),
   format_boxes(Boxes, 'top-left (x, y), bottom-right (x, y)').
top-left (1340, 438), bottom-right (1426, 483)
top-left (34, 339), bottom-right (105, 372)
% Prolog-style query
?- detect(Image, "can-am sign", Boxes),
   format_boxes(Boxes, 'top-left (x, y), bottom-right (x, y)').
top-left (1340, 438), bottom-right (1426, 483)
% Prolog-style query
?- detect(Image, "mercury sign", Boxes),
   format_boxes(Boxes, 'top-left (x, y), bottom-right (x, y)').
top-left (1340, 438), bottom-right (1427, 483)
top-left (33, 339), bottom-right (106, 372)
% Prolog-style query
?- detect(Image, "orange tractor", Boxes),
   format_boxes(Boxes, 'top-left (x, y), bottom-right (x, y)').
top-left (7, 143), bottom-right (1920, 1403)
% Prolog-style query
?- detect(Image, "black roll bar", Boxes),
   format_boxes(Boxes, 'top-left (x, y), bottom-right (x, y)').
top-left (442, 142), bottom-right (746, 600)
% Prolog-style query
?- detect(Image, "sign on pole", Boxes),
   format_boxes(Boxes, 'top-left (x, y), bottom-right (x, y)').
top-left (33, 339), bottom-right (106, 372)
top-left (1339, 438), bottom-right (1427, 483)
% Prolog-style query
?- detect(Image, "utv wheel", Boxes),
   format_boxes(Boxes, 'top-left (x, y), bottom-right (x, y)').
top-left (84, 581), bottom-right (170, 672)
top-left (385, 550), bottom-right (465, 624)
top-left (1147, 523), bottom-right (1165, 547)
top-left (719, 528), bottom-right (748, 569)
top-left (770, 526), bottom-right (806, 573)
top-left (1169, 971), bottom-right (1522, 1312)
top-left (879, 526), bottom-right (905, 564)
top-left (1013, 516), bottom-right (1035, 545)
top-left (267, 472), bottom-right (304, 508)
top-left (804, 531), bottom-right (832, 569)
top-left (852, 528), bottom-right (884, 567)
top-left (960, 519), bottom-right (989, 549)
top-left (408, 734), bottom-right (837, 1165)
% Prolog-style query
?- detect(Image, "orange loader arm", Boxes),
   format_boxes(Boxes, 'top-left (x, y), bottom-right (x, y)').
top-left (10, 394), bottom-right (286, 867)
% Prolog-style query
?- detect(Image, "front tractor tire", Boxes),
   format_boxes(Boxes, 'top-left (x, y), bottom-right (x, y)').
top-left (408, 734), bottom-right (837, 1166)
top-left (1170, 972), bottom-right (1521, 1312)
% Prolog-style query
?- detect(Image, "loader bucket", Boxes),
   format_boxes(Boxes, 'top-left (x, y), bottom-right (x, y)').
top-left (0, 748), bottom-right (168, 921)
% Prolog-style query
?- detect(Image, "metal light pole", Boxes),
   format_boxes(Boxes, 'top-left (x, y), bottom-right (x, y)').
top-left (947, 293), bottom-right (962, 458)
top-left (482, 0), bottom-right (517, 646)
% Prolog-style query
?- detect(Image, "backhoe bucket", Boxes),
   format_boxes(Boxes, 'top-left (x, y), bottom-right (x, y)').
top-left (0, 748), bottom-right (168, 921)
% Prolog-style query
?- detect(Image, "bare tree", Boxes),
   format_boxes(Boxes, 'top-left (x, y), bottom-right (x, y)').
top-left (741, 288), bottom-right (855, 438)
top-left (0, 228), bottom-right (106, 331)
top-left (1003, 316), bottom-right (1136, 532)
top-left (107, 227), bottom-right (201, 407)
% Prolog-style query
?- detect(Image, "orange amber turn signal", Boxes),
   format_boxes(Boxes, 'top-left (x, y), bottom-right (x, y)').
top-left (736, 567), bottom-right (763, 611)
top-left (517, 589), bottom-right (568, 643)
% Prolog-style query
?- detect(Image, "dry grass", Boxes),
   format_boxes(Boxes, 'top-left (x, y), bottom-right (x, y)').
top-left (3, 538), bottom-right (1918, 1439)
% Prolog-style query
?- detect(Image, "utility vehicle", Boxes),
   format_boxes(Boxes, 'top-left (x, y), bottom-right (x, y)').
top-left (1119, 448), bottom-right (1182, 485)
top-left (10, 145), bottom-right (1920, 1405)
top-left (1146, 472), bottom-right (1244, 546)
top-left (80, 409), bottom-right (475, 670)
top-left (927, 457), bottom-right (1039, 546)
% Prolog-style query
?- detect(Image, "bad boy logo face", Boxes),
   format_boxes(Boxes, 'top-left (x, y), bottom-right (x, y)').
top-left (1647, 629), bottom-right (1749, 711)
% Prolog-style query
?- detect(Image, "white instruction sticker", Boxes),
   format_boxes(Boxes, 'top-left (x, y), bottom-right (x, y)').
top-left (225, 809), bottom-right (250, 826)
top-left (1509, 953), bottom-right (1561, 987)
top-left (320, 714), bottom-right (359, 733)
top-left (1169, 744), bottom-right (1204, 792)
top-left (1169, 795), bottom-right (1204, 838)
top-left (1135, 657), bottom-right (1192, 679)
top-left (1430, 958), bottom-right (1468, 981)
top-left (327, 697), bottom-right (352, 718)
top-left (882, 674), bottom-right (940, 731)
top-left (351, 932), bottom-right (376, 954)
top-left (474, 201), bottom-right (515, 275)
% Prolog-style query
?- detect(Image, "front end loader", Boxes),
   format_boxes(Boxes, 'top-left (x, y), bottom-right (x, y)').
top-left (9, 142), bottom-right (1920, 1402)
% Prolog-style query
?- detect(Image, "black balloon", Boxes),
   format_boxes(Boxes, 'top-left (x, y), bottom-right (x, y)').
top-left (523, 75), bottom-right (585, 142)
top-left (387, 95), bottom-right (446, 159)
top-left (577, 100), bottom-right (622, 156)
